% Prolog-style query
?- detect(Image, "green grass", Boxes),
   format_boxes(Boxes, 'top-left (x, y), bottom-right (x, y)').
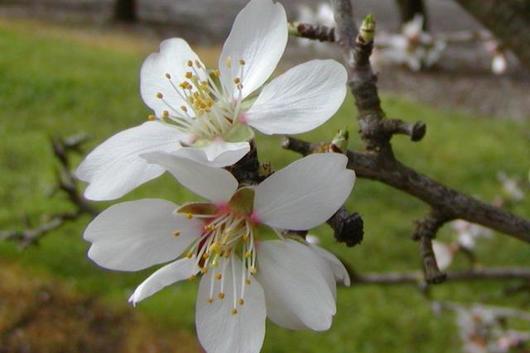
top-left (0, 19), bottom-right (529, 353)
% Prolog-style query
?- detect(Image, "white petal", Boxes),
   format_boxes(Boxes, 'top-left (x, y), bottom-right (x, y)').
top-left (245, 60), bottom-right (347, 135)
top-left (253, 153), bottom-right (355, 230)
top-left (219, 0), bottom-right (287, 99)
top-left (432, 240), bottom-right (453, 271)
top-left (129, 257), bottom-right (199, 305)
top-left (141, 38), bottom-right (205, 118)
top-left (256, 240), bottom-right (336, 331)
top-left (142, 152), bottom-right (238, 203)
top-left (76, 121), bottom-right (183, 201)
top-left (171, 142), bottom-right (250, 168)
top-left (84, 199), bottom-right (203, 271)
top-left (310, 245), bottom-right (350, 287)
top-left (196, 258), bottom-right (266, 353)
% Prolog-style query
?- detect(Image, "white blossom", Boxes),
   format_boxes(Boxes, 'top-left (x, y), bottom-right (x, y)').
top-left (84, 153), bottom-right (355, 353)
top-left (76, 0), bottom-right (347, 201)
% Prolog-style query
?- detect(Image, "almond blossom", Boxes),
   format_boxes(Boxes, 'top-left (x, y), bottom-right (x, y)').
top-left (83, 153), bottom-right (354, 353)
top-left (75, 0), bottom-right (347, 201)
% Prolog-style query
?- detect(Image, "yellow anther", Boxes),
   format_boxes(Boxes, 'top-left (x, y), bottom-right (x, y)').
top-left (187, 60), bottom-right (193, 67)
top-left (242, 234), bottom-right (249, 242)
top-left (215, 273), bottom-right (222, 280)
top-left (208, 298), bottom-right (214, 304)
top-left (239, 59), bottom-right (246, 66)
top-left (231, 308), bottom-right (238, 315)
top-left (180, 105), bottom-right (188, 112)
top-left (238, 299), bottom-right (245, 306)
top-left (179, 81), bottom-right (192, 90)
top-left (172, 230), bottom-right (180, 237)
top-left (211, 69), bottom-right (220, 77)
top-left (249, 267), bottom-right (257, 275)
top-left (186, 252), bottom-right (194, 259)
top-left (163, 110), bottom-right (170, 118)
top-left (185, 213), bottom-right (193, 219)
top-left (195, 60), bottom-right (202, 68)
top-left (209, 242), bottom-right (220, 253)
top-left (147, 114), bottom-right (157, 121)
top-left (233, 77), bottom-right (241, 84)
top-left (202, 252), bottom-right (209, 260)
top-left (225, 56), bottom-right (232, 68)
top-left (201, 267), bottom-right (208, 274)
top-left (218, 292), bottom-right (225, 299)
top-left (165, 73), bottom-right (171, 79)
top-left (185, 71), bottom-right (193, 79)
top-left (245, 279), bottom-right (251, 285)
top-left (156, 92), bottom-right (164, 99)
top-left (244, 251), bottom-right (251, 258)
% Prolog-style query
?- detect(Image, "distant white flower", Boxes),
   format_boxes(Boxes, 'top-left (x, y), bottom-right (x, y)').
top-left (497, 172), bottom-right (525, 202)
top-left (84, 153), bottom-right (354, 353)
top-left (484, 40), bottom-right (508, 75)
top-left (374, 15), bottom-right (445, 71)
top-left (452, 220), bottom-right (492, 250)
top-left (76, 0), bottom-right (347, 201)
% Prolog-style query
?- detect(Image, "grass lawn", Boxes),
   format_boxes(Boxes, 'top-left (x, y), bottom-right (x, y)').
top-left (0, 19), bottom-right (529, 353)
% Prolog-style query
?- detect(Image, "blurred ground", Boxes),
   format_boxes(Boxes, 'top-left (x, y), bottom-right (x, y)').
top-left (0, 263), bottom-right (200, 353)
top-left (0, 17), bottom-right (528, 353)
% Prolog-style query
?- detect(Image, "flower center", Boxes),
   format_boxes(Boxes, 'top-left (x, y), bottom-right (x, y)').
top-left (174, 188), bottom-right (258, 315)
top-left (154, 58), bottom-right (247, 142)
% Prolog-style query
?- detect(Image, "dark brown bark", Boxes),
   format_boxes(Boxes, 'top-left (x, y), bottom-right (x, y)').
top-left (454, 0), bottom-right (530, 70)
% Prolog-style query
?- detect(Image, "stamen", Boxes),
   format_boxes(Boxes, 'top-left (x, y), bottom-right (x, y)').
top-left (172, 230), bottom-right (180, 237)
top-left (238, 299), bottom-right (245, 306)
top-left (185, 71), bottom-right (193, 79)
top-left (239, 59), bottom-right (246, 66)
top-left (165, 73), bottom-right (171, 79)
top-left (218, 292), bottom-right (225, 299)
top-left (231, 308), bottom-right (238, 315)
top-left (147, 114), bottom-right (157, 121)
top-left (187, 60), bottom-right (193, 67)
top-left (156, 92), bottom-right (164, 99)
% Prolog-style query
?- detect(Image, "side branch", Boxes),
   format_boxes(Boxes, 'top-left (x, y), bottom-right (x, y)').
top-left (350, 267), bottom-right (530, 286)
top-left (282, 137), bottom-right (530, 243)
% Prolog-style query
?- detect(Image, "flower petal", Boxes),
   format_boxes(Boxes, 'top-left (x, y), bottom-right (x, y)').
top-left (129, 257), bottom-right (199, 305)
top-left (196, 258), bottom-right (266, 353)
top-left (432, 240), bottom-right (453, 271)
top-left (310, 245), bottom-right (351, 287)
top-left (256, 240), bottom-right (336, 331)
top-left (142, 152), bottom-right (238, 203)
top-left (219, 0), bottom-right (287, 99)
top-left (171, 141), bottom-right (250, 168)
top-left (84, 199), bottom-right (202, 271)
top-left (76, 121), bottom-right (183, 201)
top-left (245, 60), bottom-right (347, 135)
top-left (253, 153), bottom-right (355, 230)
top-left (141, 38), bottom-right (205, 118)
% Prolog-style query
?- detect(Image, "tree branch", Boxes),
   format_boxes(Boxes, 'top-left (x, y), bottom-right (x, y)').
top-left (350, 267), bottom-right (530, 286)
top-left (283, 136), bottom-right (530, 243)
top-left (1, 134), bottom-right (97, 247)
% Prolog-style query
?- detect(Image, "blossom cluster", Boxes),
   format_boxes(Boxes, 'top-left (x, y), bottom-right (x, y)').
top-left (77, 1), bottom-right (354, 352)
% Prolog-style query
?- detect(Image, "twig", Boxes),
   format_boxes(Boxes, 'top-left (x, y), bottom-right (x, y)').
top-left (1, 134), bottom-right (97, 247)
top-left (349, 267), bottom-right (530, 286)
